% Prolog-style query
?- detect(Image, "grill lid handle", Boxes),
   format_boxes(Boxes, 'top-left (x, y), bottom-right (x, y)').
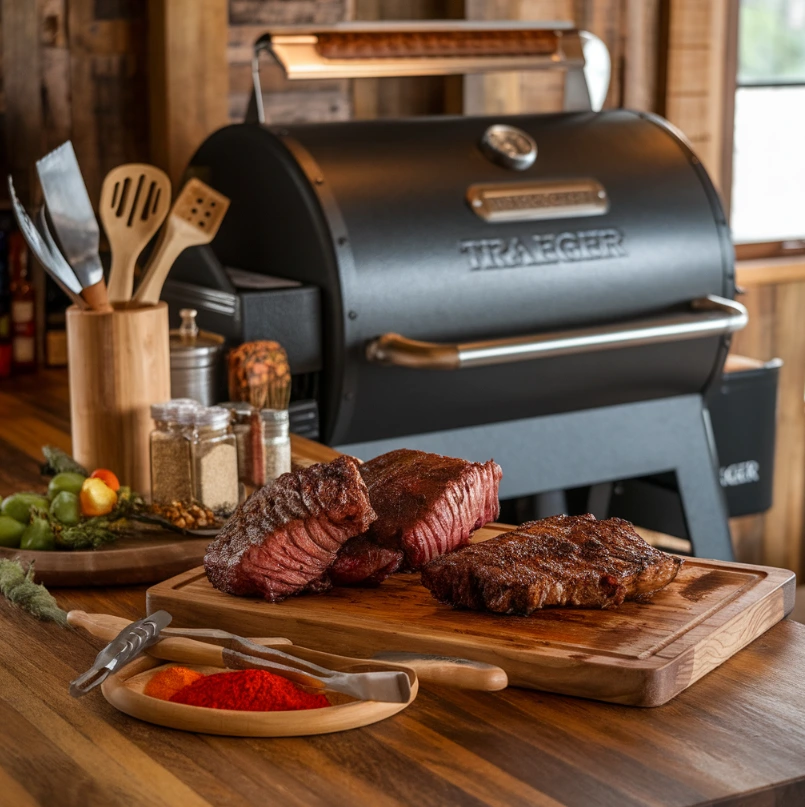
top-left (247, 22), bottom-right (610, 124)
top-left (365, 295), bottom-right (748, 371)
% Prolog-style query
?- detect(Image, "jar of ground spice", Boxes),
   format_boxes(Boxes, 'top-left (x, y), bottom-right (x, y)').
top-left (191, 406), bottom-right (239, 514)
top-left (150, 402), bottom-right (196, 504)
top-left (260, 409), bottom-right (291, 486)
top-left (220, 401), bottom-right (254, 487)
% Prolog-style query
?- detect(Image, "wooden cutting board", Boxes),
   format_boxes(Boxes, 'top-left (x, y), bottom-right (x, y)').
top-left (146, 524), bottom-right (795, 706)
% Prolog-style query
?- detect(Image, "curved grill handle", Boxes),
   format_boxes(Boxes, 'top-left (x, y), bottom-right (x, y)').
top-left (365, 295), bottom-right (747, 371)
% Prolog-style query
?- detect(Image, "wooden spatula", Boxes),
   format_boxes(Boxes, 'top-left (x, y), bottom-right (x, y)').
top-left (101, 164), bottom-right (171, 303)
top-left (133, 178), bottom-right (230, 305)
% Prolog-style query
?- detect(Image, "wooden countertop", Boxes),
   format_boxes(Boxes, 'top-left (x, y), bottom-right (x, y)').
top-left (2, 370), bottom-right (805, 807)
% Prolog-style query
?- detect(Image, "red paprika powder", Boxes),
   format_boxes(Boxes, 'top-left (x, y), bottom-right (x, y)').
top-left (169, 669), bottom-right (330, 712)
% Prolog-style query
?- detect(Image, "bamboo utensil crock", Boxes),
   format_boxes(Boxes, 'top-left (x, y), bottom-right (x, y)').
top-left (67, 302), bottom-right (170, 495)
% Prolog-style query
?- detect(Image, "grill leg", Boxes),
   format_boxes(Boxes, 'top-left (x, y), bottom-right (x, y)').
top-left (673, 405), bottom-right (734, 560)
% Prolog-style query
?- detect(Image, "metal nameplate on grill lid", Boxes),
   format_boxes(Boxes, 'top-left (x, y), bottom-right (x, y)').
top-left (467, 179), bottom-right (609, 223)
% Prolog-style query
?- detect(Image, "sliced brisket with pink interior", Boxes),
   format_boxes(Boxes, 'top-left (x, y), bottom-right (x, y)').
top-left (204, 456), bottom-right (376, 602)
top-left (420, 514), bottom-right (683, 614)
top-left (327, 536), bottom-right (404, 586)
top-left (359, 449), bottom-right (502, 569)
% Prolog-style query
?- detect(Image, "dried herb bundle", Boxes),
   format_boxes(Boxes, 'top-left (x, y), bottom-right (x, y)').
top-left (0, 559), bottom-right (68, 626)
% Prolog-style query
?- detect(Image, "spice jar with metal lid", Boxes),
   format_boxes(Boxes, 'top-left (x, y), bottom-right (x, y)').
top-left (260, 408), bottom-right (291, 486)
top-left (220, 401), bottom-right (254, 487)
top-left (150, 401), bottom-right (196, 504)
top-left (170, 309), bottom-right (225, 406)
top-left (191, 406), bottom-right (239, 514)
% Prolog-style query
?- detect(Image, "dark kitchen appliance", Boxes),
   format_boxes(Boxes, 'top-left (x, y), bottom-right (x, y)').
top-left (167, 23), bottom-right (747, 560)
top-left (608, 356), bottom-right (781, 536)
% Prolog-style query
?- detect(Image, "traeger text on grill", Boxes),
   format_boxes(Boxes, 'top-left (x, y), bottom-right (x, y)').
top-left (460, 228), bottom-right (626, 270)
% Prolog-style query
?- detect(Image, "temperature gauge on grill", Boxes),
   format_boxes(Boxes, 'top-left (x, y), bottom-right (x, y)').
top-left (480, 125), bottom-right (537, 171)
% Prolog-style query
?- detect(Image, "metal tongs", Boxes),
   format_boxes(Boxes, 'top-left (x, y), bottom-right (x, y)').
top-left (69, 611), bottom-right (174, 697)
top-left (69, 611), bottom-right (412, 704)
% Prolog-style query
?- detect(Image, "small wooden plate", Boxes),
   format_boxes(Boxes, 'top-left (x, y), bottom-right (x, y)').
top-left (0, 530), bottom-right (210, 587)
top-left (101, 656), bottom-right (418, 736)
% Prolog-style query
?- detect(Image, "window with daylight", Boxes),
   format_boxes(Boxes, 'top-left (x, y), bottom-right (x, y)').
top-left (730, 0), bottom-right (805, 248)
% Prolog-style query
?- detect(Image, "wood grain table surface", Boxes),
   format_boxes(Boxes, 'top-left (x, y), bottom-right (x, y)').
top-left (1, 370), bottom-right (805, 807)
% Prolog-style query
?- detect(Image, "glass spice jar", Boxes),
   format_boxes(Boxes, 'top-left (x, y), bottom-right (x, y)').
top-left (260, 409), bottom-right (291, 486)
top-left (150, 402), bottom-right (196, 504)
top-left (220, 401), bottom-right (254, 487)
top-left (191, 406), bottom-right (239, 514)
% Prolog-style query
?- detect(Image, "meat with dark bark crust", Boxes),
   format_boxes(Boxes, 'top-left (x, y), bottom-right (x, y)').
top-left (204, 456), bottom-right (376, 602)
top-left (420, 514), bottom-right (683, 614)
top-left (360, 449), bottom-right (502, 570)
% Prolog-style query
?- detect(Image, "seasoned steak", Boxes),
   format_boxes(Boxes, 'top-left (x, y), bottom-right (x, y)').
top-left (420, 514), bottom-right (683, 614)
top-left (327, 536), bottom-right (404, 587)
top-left (360, 449), bottom-right (502, 569)
top-left (204, 456), bottom-right (376, 602)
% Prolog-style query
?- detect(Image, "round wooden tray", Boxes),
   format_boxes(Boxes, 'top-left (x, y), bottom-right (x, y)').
top-left (0, 531), bottom-right (211, 587)
top-left (101, 656), bottom-right (418, 737)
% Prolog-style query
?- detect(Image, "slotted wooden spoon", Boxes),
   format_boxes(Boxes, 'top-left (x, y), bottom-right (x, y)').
top-left (101, 164), bottom-right (171, 303)
top-left (133, 178), bottom-right (230, 305)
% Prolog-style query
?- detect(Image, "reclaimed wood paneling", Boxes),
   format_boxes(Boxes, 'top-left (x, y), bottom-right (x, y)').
top-left (464, 0), bottom-right (649, 116)
top-left (464, 0), bottom-right (573, 116)
top-left (1, 0), bottom-right (44, 207)
top-left (730, 275), bottom-right (805, 576)
top-left (68, 0), bottom-right (150, 203)
top-left (39, 0), bottom-right (72, 153)
top-left (228, 14), bottom-right (352, 124)
top-left (149, 0), bottom-right (229, 185)
top-left (353, 1), bottom-right (464, 119)
top-left (622, 0), bottom-right (661, 111)
top-left (664, 0), bottom-right (731, 193)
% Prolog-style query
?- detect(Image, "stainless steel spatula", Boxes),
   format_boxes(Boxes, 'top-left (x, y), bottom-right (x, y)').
top-left (36, 141), bottom-right (112, 311)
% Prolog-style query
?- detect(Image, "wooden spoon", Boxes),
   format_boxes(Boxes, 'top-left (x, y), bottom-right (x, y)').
top-left (133, 178), bottom-right (230, 305)
top-left (68, 611), bottom-right (508, 691)
top-left (101, 164), bottom-right (171, 303)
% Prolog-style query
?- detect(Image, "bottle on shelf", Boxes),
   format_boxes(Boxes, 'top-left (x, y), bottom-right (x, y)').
top-left (0, 225), bottom-right (12, 378)
top-left (9, 232), bottom-right (36, 373)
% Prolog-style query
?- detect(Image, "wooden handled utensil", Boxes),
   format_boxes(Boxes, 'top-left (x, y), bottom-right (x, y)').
top-left (133, 178), bottom-right (230, 305)
top-left (101, 164), bottom-right (171, 303)
top-left (35, 141), bottom-right (112, 312)
top-left (68, 611), bottom-right (508, 692)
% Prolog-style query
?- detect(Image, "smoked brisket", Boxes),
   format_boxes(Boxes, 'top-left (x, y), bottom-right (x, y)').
top-left (420, 514), bottom-right (683, 614)
top-left (204, 456), bottom-right (376, 602)
top-left (360, 449), bottom-right (502, 569)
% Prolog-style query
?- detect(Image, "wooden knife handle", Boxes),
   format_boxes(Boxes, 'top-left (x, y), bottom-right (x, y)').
top-left (80, 279), bottom-right (113, 313)
top-left (371, 651), bottom-right (508, 691)
top-left (67, 611), bottom-right (290, 668)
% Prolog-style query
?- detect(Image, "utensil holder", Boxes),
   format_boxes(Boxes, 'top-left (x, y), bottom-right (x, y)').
top-left (66, 303), bottom-right (170, 496)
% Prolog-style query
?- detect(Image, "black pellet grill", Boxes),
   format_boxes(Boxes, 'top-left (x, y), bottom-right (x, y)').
top-left (166, 23), bottom-right (750, 560)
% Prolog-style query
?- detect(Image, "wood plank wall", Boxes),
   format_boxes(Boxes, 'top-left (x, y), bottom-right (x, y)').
top-left (229, 0), bottom-right (354, 125)
top-left (0, 0), bottom-right (149, 208)
top-left (464, 0), bottom-right (661, 115)
top-left (664, 0), bottom-right (731, 193)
